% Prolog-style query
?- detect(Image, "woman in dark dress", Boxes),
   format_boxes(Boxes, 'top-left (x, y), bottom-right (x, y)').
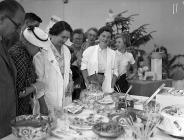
top-left (9, 33), bottom-right (44, 115)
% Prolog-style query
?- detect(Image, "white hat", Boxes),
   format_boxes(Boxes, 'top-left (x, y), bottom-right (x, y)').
top-left (23, 27), bottom-right (49, 49)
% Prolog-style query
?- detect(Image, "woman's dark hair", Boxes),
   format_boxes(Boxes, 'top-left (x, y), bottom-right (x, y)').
top-left (97, 26), bottom-right (113, 37)
top-left (49, 21), bottom-right (73, 36)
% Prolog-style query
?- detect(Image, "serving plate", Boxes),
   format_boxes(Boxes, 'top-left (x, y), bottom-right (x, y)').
top-left (64, 103), bottom-right (84, 114)
top-left (97, 95), bottom-right (114, 105)
top-left (92, 122), bottom-right (125, 138)
top-left (51, 128), bottom-right (81, 138)
top-left (68, 113), bottom-right (109, 130)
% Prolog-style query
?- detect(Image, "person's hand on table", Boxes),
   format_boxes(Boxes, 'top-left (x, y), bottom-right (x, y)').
top-left (66, 80), bottom-right (74, 96)
top-left (39, 96), bottom-right (49, 115)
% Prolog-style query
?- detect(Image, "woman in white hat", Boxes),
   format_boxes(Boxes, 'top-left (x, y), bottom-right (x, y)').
top-left (24, 21), bottom-right (73, 115)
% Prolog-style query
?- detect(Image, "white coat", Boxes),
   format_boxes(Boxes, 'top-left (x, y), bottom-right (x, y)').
top-left (81, 44), bottom-right (118, 93)
top-left (33, 40), bottom-right (71, 113)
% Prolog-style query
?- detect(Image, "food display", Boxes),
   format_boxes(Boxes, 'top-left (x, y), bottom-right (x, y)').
top-left (170, 89), bottom-right (184, 96)
top-left (159, 87), bottom-right (184, 96)
top-left (69, 113), bottom-right (109, 130)
top-left (97, 95), bottom-right (114, 105)
top-left (11, 115), bottom-right (52, 140)
top-left (64, 103), bottom-right (84, 114)
top-left (116, 97), bottom-right (134, 109)
top-left (158, 105), bottom-right (184, 137)
top-left (80, 86), bottom-right (104, 104)
top-left (93, 122), bottom-right (125, 138)
top-left (51, 127), bottom-right (81, 138)
top-left (112, 109), bottom-right (146, 127)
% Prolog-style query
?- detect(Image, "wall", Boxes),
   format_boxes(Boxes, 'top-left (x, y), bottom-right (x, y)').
top-left (20, 0), bottom-right (184, 55)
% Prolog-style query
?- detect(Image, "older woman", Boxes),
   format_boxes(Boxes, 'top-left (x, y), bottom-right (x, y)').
top-left (22, 21), bottom-right (73, 115)
top-left (81, 26), bottom-right (118, 93)
top-left (39, 21), bottom-right (73, 113)
top-left (114, 34), bottom-right (137, 93)
top-left (81, 27), bottom-right (98, 52)
top-left (48, 21), bottom-right (73, 109)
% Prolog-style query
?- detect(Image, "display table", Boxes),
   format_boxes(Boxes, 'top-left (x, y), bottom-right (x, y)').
top-left (129, 79), bottom-right (172, 97)
top-left (2, 129), bottom-right (180, 140)
top-left (2, 95), bottom-right (178, 140)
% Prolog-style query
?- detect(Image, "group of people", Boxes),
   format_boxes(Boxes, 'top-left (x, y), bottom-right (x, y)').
top-left (0, 0), bottom-right (137, 138)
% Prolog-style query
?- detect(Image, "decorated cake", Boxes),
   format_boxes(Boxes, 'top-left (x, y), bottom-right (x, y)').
top-left (159, 105), bottom-right (184, 137)
top-left (80, 84), bottom-right (104, 104)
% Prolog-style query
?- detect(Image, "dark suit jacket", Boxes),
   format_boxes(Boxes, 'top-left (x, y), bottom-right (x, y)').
top-left (0, 39), bottom-right (17, 138)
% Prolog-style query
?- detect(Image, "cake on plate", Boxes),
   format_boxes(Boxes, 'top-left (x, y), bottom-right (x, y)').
top-left (159, 105), bottom-right (184, 137)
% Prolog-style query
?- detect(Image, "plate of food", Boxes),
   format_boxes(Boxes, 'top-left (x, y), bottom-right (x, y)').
top-left (158, 105), bottom-right (184, 138)
top-left (170, 89), bottom-right (184, 96)
top-left (68, 113), bottom-right (109, 130)
top-left (51, 127), bottom-right (81, 138)
top-left (92, 122), bottom-right (125, 138)
top-left (64, 103), bottom-right (84, 114)
top-left (97, 95), bottom-right (114, 105)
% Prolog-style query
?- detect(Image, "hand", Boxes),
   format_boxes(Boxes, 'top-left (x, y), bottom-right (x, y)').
top-left (19, 86), bottom-right (35, 98)
top-left (39, 96), bottom-right (49, 115)
top-left (66, 80), bottom-right (74, 96)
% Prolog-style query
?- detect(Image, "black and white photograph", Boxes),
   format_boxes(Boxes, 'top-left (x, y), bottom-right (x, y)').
top-left (0, 0), bottom-right (184, 139)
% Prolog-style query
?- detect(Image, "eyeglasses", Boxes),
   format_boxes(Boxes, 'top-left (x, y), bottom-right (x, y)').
top-left (5, 16), bottom-right (21, 30)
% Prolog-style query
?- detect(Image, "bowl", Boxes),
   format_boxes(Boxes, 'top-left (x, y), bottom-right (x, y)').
top-left (11, 115), bottom-right (52, 140)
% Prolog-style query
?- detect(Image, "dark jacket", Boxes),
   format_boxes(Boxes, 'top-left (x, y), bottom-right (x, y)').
top-left (9, 41), bottom-right (37, 116)
top-left (0, 39), bottom-right (17, 138)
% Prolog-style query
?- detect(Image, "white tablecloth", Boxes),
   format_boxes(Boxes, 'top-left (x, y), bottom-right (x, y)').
top-left (1, 95), bottom-right (180, 140)
top-left (2, 130), bottom-right (180, 140)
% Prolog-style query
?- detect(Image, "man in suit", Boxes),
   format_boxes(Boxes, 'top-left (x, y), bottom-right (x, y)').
top-left (0, 0), bottom-right (25, 138)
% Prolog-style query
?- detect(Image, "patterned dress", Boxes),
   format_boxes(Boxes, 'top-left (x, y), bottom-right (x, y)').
top-left (9, 41), bottom-right (37, 115)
